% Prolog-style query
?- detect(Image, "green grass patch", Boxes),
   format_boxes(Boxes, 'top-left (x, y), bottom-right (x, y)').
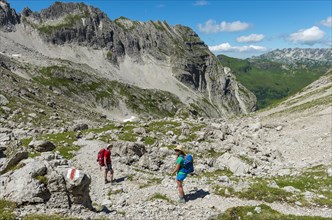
top-left (165, 144), bottom-right (176, 150)
top-left (212, 165), bottom-right (332, 207)
top-left (152, 21), bottom-right (165, 31)
top-left (28, 151), bottom-right (41, 158)
top-left (38, 14), bottom-right (87, 35)
top-left (178, 133), bottom-right (197, 143)
top-left (314, 191), bottom-right (332, 207)
top-left (238, 180), bottom-right (295, 203)
top-left (143, 136), bottom-right (157, 145)
top-left (139, 178), bottom-right (162, 189)
top-left (271, 95), bottom-right (331, 116)
top-left (273, 165), bottom-right (332, 207)
top-left (118, 131), bottom-right (136, 142)
top-left (147, 121), bottom-right (181, 135)
top-left (108, 189), bottom-right (123, 197)
top-left (34, 175), bottom-right (48, 186)
top-left (212, 204), bottom-right (331, 220)
top-left (55, 145), bottom-right (80, 160)
top-left (126, 174), bottom-right (135, 181)
top-left (34, 131), bottom-right (79, 159)
top-left (0, 200), bottom-right (16, 220)
top-left (20, 137), bottom-right (33, 147)
top-left (207, 149), bottom-right (225, 158)
top-left (117, 211), bottom-right (126, 216)
top-left (106, 51), bottom-right (113, 59)
top-left (23, 214), bottom-right (80, 220)
top-left (84, 124), bottom-right (117, 134)
top-left (239, 155), bottom-right (256, 165)
top-left (148, 193), bottom-right (174, 204)
top-left (214, 185), bottom-right (235, 197)
top-left (1, 162), bottom-right (25, 175)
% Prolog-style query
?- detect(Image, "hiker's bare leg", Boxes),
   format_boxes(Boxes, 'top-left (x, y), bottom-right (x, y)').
top-left (110, 169), bottom-right (114, 181)
top-left (104, 168), bottom-right (108, 181)
top-left (176, 180), bottom-right (184, 198)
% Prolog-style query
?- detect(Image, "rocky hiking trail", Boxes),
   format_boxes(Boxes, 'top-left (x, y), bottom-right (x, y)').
top-left (73, 139), bottom-right (332, 219)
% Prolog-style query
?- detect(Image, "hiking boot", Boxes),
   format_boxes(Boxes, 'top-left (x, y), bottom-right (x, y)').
top-left (178, 197), bottom-right (185, 203)
top-left (104, 179), bottom-right (109, 184)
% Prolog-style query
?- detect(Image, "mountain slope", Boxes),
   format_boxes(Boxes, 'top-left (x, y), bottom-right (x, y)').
top-left (218, 51), bottom-right (331, 109)
top-left (0, 0), bottom-right (256, 122)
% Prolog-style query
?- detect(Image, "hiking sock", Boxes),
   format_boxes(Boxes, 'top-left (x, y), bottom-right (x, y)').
top-left (178, 196), bottom-right (185, 203)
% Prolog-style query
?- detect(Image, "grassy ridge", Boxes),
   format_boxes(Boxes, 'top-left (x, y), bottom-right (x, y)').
top-left (218, 55), bottom-right (329, 109)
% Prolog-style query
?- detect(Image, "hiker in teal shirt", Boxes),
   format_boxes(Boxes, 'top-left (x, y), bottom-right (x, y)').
top-left (171, 145), bottom-right (187, 203)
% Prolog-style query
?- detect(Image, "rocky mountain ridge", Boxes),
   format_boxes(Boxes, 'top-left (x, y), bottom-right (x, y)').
top-left (251, 48), bottom-right (332, 67)
top-left (0, 0), bottom-right (256, 120)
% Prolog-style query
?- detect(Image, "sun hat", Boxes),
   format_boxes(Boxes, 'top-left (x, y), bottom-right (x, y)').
top-left (106, 143), bottom-right (113, 149)
top-left (174, 145), bottom-right (185, 154)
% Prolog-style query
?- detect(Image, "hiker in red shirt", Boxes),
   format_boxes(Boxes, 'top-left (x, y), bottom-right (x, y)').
top-left (104, 144), bottom-right (114, 184)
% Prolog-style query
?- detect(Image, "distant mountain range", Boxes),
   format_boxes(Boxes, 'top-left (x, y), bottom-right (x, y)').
top-left (218, 48), bottom-right (332, 109)
top-left (251, 48), bottom-right (332, 67)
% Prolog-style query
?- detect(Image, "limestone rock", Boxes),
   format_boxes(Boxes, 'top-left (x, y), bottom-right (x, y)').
top-left (72, 123), bottom-right (89, 132)
top-left (0, 94), bottom-right (9, 105)
top-left (28, 140), bottom-right (56, 152)
top-left (62, 167), bottom-right (92, 209)
top-left (215, 152), bottom-right (250, 175)
top-left (112, 141), bottom-right (146, 157)
top-left (0, 151), bottom-right (28, 174)
top-left (0, 160), bottom-right (50, 205)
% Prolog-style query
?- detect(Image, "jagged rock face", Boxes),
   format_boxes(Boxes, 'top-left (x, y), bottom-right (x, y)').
top-left (0, 0), bottom-right (20, 31)
top-left (16, 2), bottom-right (256, 116)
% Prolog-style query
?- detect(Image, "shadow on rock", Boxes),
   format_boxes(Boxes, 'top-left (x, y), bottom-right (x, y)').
top-left (186, 189), bottom-right (210, 201)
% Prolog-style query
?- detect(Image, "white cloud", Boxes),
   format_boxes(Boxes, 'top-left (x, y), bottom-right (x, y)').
top-left (208, 42), bottom-right (266, 52)
top-left (288, 26), bottom-right (325, 45)
top-left (236, 34), bottom-right (265, 43)
top-left (156, 4), bottom-right (165, 8)
top-left (194, 0), bottom-right (208, 6)
top-left (321, 16), bottom-right (332, 28)
top-left (198, 19), bottom-right (250, 34)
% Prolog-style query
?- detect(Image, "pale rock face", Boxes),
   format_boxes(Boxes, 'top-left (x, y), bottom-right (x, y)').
top-left (112, 141), bottom-right (146, 157)
top-left (215, 152), bottom-right (250, 175)
top-left (0, 160), bottom-right (49, 204)
top-left (62, 167), bottom-right (92, 209)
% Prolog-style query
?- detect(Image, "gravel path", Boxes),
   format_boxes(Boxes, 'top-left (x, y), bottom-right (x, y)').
top-left (73, 139), bottom-right (332, 219)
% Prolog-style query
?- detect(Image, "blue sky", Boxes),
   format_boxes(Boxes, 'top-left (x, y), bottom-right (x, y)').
top-left (8, 0), bottom-right (332, 58)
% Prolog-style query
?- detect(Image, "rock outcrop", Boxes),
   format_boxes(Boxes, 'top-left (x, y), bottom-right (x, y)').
top-left (0, 0), bottom-right (20, 31)
top-left (0, 152), bottom-right (92, 209)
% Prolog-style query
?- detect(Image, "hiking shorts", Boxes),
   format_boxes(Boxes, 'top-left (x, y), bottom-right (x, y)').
top-left (176, 172), bottom-right (187, 181)
top-left (106, 162), bottom-right (113, 172)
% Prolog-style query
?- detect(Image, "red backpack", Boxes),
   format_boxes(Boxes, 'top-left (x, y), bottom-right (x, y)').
top-left (97, 148), bottom-right (105, 166)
